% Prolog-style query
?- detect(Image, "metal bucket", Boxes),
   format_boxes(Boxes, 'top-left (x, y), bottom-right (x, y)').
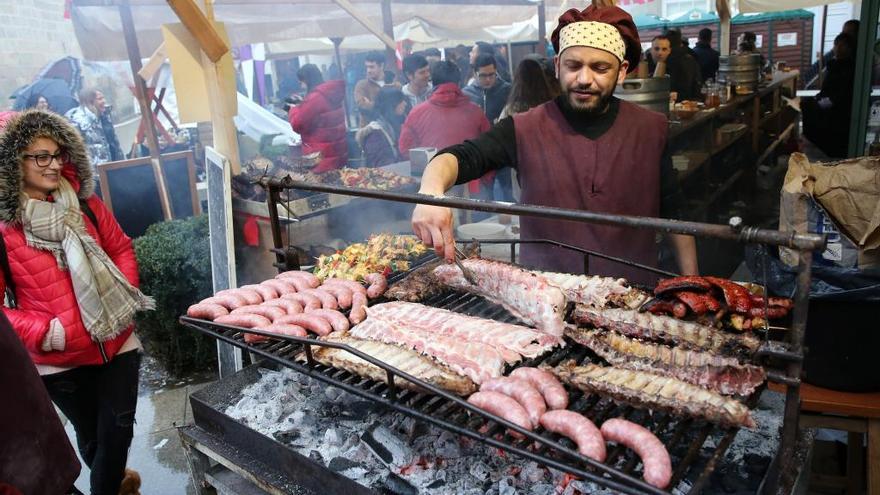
top-left (615, 76), bottom-right (670, 116)
top-left (718, 53), bottom-right (761, 93)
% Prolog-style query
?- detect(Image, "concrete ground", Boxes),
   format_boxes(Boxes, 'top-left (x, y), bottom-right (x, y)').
top-left (62, 354), bottom-right (216, 495)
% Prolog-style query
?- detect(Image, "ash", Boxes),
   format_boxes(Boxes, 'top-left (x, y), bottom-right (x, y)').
top-left (225, 367), bottom-right (619, 494)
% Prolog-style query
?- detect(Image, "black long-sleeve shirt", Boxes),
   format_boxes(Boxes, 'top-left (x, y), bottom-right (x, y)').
top-left (439, 96), bottom-right (685, 218)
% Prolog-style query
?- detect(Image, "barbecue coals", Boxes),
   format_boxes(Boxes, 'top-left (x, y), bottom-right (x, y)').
top-left (643, 276), bottom-right (793, 330)
top-left (549, 360), bottom-right (756, 429)
top-left (185, 270), bottom-right (388, 338)
top-left (433, 258), bottom-right (567, 337)
top-left (225, 367), bottom-right (628, 495)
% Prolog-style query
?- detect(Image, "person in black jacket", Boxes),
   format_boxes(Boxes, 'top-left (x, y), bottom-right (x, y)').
top-left (693, 28), bottom-right (720, 81)
top-left (647, 30), bottom-right (702, 101)
top-left (802, 33), bottom-right (856, 158)
top-left (462, 54), bottom-right (511, 123)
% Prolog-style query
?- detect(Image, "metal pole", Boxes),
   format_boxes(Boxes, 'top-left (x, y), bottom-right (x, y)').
top-left (817, 5), bottom-right (827, 88)
top-left (261, 178), bottom-right (827, 251)
top-left (847, 0), bottom-right (880, 157)
top-left (330, 37), bottom-right (352, 129)
top-left (119, 1), bottom-right (173, 220)
top-left (537, 0), bottom-right (547, 56)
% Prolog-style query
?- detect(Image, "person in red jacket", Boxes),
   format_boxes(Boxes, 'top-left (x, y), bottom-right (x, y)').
top-left (288, 64), bottom-right (348, 172)
top-left (399, 61), bottom-right (492, 198)
top-left (0, 110), bottom-right (154, 495)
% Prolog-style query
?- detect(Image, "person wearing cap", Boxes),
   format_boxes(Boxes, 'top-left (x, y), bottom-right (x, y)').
top-left (411, 5), bottom-right (697, 283)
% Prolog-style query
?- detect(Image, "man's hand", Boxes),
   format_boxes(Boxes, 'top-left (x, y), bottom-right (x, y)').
top-left (670, 234), bottom-right (699, 276)
top-left (412, 204), bottom-right (455, 262)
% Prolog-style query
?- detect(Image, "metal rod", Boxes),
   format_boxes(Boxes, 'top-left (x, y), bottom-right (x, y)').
top-left (262, 179), bottom-right (826, 251)
top-left (266, 185), bottom-right (287, 268)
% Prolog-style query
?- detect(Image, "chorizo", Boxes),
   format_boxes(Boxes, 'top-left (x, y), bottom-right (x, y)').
top-left (363, 273), bottom-right (388, 299)
top-left (186, 303), bottom-right (229, 320)
top-left (261, 298), bottom-right (303, 315)
top-left (274, 314), bottom-right (333, 336)
top-left (322, 278), bottom-right (367, 296)
top-left (600, 418), bottom-right (672, 489)
top-left (539, 410), bottom-right (606, 462)
top-left (654, 276), bottom-right (713, 295)
top-left (305, 308), bottom-right (350, 333)
top-left (277, 270), bottom-right (320, 288)
top-left (467, 391), bottom-right (532, 438)
top-left (282, 292), bottom-right (322, 311)
top-left (231, 305), bottom-right (286, 322)
top-left (217, 288), bottom-right (261, 306)
top-left (300, 288), bottom-right (338, 310)
top-left (260, 279), bottom-right (298, 296)
top-left (201, 294), bottom-right (247, 311)
top-left (748, 306), bottom-right (789, 319)
top-left (319, 285), bottom-right (353, 309)
top-left (240, 284), bottom-right (278, 302)
top-left (480, 377), bottom-right (546, 428)
top-left (349, 291), bottom-right (368, 325)
top-left (704, 277), bottom-right (752, 314)
top-left (510, 367), bottom-right (568, 410)
top-left (749, 294), bottom-right (793, 309)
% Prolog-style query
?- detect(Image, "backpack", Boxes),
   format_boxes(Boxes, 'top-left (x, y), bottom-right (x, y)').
top-left (0, 200), bottom-right (98, 309)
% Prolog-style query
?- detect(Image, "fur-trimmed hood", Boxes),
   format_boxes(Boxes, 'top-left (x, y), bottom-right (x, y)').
top-left (0, 110), bottom-right (94, 224)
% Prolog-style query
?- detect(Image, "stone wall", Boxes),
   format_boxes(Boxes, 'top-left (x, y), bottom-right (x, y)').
top-left (0, 0), bottom-right (83, 108)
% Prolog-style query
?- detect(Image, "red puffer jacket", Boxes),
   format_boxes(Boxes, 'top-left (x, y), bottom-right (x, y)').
top-left (0, 166), bottom-right (138, 367)
top-left (289, 79), bottom-right (349, 173)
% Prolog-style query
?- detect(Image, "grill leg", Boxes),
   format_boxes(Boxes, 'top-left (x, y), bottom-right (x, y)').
top-left (180, 430), bottom-right (214, 495)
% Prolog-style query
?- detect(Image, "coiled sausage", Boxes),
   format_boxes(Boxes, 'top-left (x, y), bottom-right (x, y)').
top-left (510, 367), bottom-right (569, 410)
top-left (600, 418), bottom-right (672, 489)
top-left (186, 303), bottom-right (229, 320)
top-left (281, 292), bottom-right (322, 311)
top-left (363, 273), bottom-right (388, 299)
top-left (231, 305), bottom-right (286, 322)
top-left (217, 288), bottom-right (261, 306)
top-left (539, 410), bottom-right (605, 462)
top-left (274, 314), bottom-right (333, 336)
top-left (467, 391), bottom-right (532, 438)
top-left (258, 323), bottom-right (308, 338)
top-left (261, 298), bottom-right (303, 315)
top-left (240, 284), bottom-right (278, 301)
top-left (322, 278), bottom-right (367, 296)
top-left (300, 288), bottom-right (338, 310)
top-left (201, 294), bottom-right (247, 311)
top-left (480, 377), bottom-right (546, 428)
top-left (277, 270), bottom-right (320, 288)
top-left (261, 279), bottom-right (298, 296)
top-left (349, 291), bottom-right (368, 324)
top-left (304, 308), bottom-right (350, 333)
top-left (319, 285), bottom-right (353, 308)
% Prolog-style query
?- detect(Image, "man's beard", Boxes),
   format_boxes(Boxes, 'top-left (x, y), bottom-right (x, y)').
top-left (563, 84), bottom-right (614, 115)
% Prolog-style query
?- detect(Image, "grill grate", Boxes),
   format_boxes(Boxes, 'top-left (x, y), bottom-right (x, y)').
top-left (181, 255), bottom-right (773, 495)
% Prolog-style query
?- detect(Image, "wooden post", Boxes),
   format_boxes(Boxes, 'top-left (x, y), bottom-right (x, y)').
top-left (817, 5), bottom-right (828, 88)
top-left (537, 0), bottom-right (547, 56)
top-left (330, 37), bottom-right (352, 128)
top-left (847, 0), bottom-right (880, 157)
top-left (717, 0), bottom-right (731, 56)
top-left (380, 0), bottom-right (398, 76)
top-left (119, 1), bottom-right (173, 220)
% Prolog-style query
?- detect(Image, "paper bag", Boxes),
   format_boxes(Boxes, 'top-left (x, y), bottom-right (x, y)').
top-left (779, 153), bottom-right (880, 269)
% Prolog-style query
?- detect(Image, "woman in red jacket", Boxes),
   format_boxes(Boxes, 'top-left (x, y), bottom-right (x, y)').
top-left (0, 110), bottom-right (154, 495)
top-left (288, 64), bottom-right (348, 172)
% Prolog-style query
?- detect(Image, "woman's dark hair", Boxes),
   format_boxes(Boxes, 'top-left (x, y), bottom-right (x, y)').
top-left (431, 61), bottom-right (462, 87)
top-left (505, 57), bottom-right (560, 115)
top-left (375, 87), bottom-right (406, 122)
top-left (26, 93), bottom-right (49, 110)
top-left (297, 64), bottom-right (324, 93)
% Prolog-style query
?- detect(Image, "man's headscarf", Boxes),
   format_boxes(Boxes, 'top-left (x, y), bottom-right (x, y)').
top-left (551, 5), bottom-right (641, 73)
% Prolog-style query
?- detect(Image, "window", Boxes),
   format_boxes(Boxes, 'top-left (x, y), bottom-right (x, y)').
top-left (662, 0), bottom-right (711, 19)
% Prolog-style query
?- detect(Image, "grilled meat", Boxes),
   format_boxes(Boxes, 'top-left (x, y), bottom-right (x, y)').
top-left (536, 271), bottom-right (648, 309)
top-left (654, 276), bottom-right (713, 296)
top-left (573, 306), bottom-right (761, 357)
top-left (384, 259), bottom-right (444, 302)
top-left (367, 302), bottom-right (560, 363)
top-left (433, 259), bottom-right (566, 337)
top-left (350, 317), bottom-right (505, 384)
top-left (309, 334), bottom-right (476, 396)
top-left (550, 361), bottom-right (755, 429)
top-left (566, 328), bottom-right (766, 395)
top-left (703, 277), bottom-right (753, 314)
top-left (672, 291), bottom-right (721, 315)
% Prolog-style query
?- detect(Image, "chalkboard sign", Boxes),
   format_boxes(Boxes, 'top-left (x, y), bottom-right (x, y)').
top-left (97, 150), bottom-right (200, 238)
top-left (205, 146), bottom-right (242, 376)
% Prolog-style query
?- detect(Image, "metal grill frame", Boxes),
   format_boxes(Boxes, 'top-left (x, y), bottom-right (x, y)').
top-left (198, 177), bottom-right (822, 494)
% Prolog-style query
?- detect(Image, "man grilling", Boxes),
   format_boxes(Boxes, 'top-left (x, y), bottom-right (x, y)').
top-left (411, 5), bottom-right (697, 284)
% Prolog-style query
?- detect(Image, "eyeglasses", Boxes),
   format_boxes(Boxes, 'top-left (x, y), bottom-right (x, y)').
top-left (22, 150), bottom-right (68, 168)
top-left (477, 72), bottom-right (497, 80)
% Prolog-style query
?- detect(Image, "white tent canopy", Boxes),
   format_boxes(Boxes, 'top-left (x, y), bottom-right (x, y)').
top-left (736, 0), bottom-right (840, 14)
top-left (71, 1), bottom-right (560, 61)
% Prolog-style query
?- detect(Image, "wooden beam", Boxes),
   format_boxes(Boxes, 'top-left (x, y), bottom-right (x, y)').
top-left (331, 0), bottom-right (397, 50)
top-left (120, 1), bottom-right (173, 220)
top-left (537, 0), bottom-right (546, 56)
top-left (138, 42), bottom-right (167, 82)
top-left (380, 0), bottom-right (398, 75)
top-left (165, 0), bottom-right (230, 62)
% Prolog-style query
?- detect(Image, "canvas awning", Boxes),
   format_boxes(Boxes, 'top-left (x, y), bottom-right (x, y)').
top-left (736, 0), bottom-right (836, 14)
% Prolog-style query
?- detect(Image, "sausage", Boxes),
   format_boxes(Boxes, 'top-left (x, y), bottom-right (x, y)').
top-left (201, 295), bottom-right (247, 311)
top-left (186, 303), bottom-right (229, 320)
top-left (363, 273), bottom-right (388, 299)
top-left (539, 410), bottom-right (606, 462)
top-left (349, 291), bottom-right (368, 324)
top-left (300, 288), bottom-right (338, 310)
top-left (285, 276), bottom-right (316, 292)
top-left (258, 323), bottom-right (308, 338)
top-left (276, 270), bottom-right (321, 288)
top-left (674, 291), bottom-right (721, 315)
top-left (260, 279), bottom-right (298, 296)
top-left (749, 294), bottom-right (793, 309)
top-left (282, 292), bottom-right (322, 311)
top-left (600, 418), bottom-right (672, 489)
top-left (240, 284), bottom-right (278, 302)
top-left (654, 276), bottom-right (713, 296)
top-left (748, 306), bottom-right (789, 319)
top-left (319, 285), bottom-right (352, 308)
top-left (215, 313), bottom-right (271, 329)
top-left (217, 288), bottom-right (261, 306)
top-left (274, 314), bottom-right (333, 336)
top-left (704, 277), bottom-right (752, 314)
top-left (261, 298), bottom-right (303, 315)
top-left (243, 332), bottom-right (270, 344)
top-left (467, 391), bottom-right (532, 438)
top-left (510, 367), bottom-right (568, 410)
top-left (305, 308), bottom-right (350, 333)
top-left (231, 305), bottom-right (286, 322)
top-left (322, 278), bottom-right (367, 296)
top-left (480, 377), bottom-right (546, 428)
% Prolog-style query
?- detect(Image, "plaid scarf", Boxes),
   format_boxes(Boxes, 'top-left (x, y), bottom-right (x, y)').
top-left (22, 178), bottom-right (154, 342)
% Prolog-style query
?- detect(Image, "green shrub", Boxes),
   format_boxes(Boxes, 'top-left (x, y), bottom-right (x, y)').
top-left (133, 215), bottom-right (217, 376)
